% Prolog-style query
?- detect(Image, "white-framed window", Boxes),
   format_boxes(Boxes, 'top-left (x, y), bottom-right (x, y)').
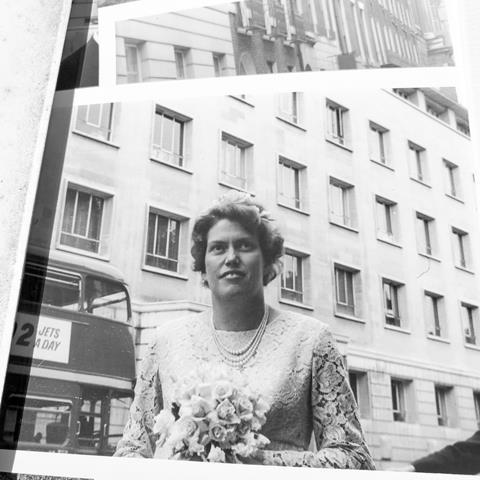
top-left (59, 184), bottom-right (112, 256)
top-left (334, 264), bottom-right (360, 318)
top-left (368, 121), bottom-right (389, 165)
top-left (383, 279), bottom-right (404, 328)
top-left (281, 252), bottom-right (305, 303)
top-left (443, 159), bottom-right (460, 198)
top-left (348, 370), bottom-right (370, 418)
top-left (212, 53), bottom-right (226, 77)
top-left (474, 392), bottom-right (480, 428)
top-left (408, 141), bottom-right (428, 183)
top-left (452, 227), bottom-right (470, 269)
top-left (220, 132), bottom-right (252, 191)
top-left (391, 378), bottom-right (407, 422)
top-left (425, 291), bottom-right (445, 338)
top-left (74, 103), bottom-right (114, 142)
top-left (457, 118), bottom-right (470, 136)
top-left (278, 92), bottom-right (301, 124)
top-left (416, 212), bottom-right (436, 257)
top-left (151, 106), bottom-right (190, 168)
top-left (124, 42), bottom-right (142, 83)
top-left (144, 210), bottom-right (184, 273)
top-left (434, 385), bottom-right (453, 426)
top-left (277, 157), bottom-right (306, 210)
top-left (326, 99), bottom-right (349, 146)
top-left (174, 48), bottom-right (188, 79)
top-left (375, 196), bottom-right (398, 242)
top-left (462, 303), bottom-right (479, 346)
top-left (329, 178), bottom-right (357, 229)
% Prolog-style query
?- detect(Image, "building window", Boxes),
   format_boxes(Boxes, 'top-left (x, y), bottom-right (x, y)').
top-left (74, 103), bottom-right (114, 142)
top-left (151, 107), bottom-right (189, 167)
top-left (443, 160), bottom-right (460, 198)
top-left (220, 133), bottom-right (252, 191)
top-left (334, 264), bottom-right (360, 318)
top-left (474, 392), bottom-right (480, 428)
top-left (452, 227), bottom-right (470, 269)
top-left (212, 53), bottom-right (226, 77)
top-left (375, 196), bottom-right (398, 242)
top-left (416, 212), bottom-right (435, 257)
top-left (266, 60), bottom-right (277, 73)
top-left (383, 279), bottom-right (403, 328)
top-left (278, 157), bottom-right (305, 210)
top-left (456, 118), bottom-right (470, 136)
top-left (425, 292), bottom-right (445, 338)
top-left (326, 100), bottom-right (349, 146)
top-left (174, 48), bottom-right (187, 79)
top-left (408, 141), bottom-right (427, 183)
top-left (348, 371), bottom-right (370, 418)
top-left (125, 42), bottom-right (141, 83)
top-left (462, 303), bottom-right (479, 346)
top-left (369, 122), bottom-right (389, 165)
top-left (281, 252), bottom-right (304, 303)
top-left (60, 185), bottom-right (110, 255)
top-left (145, 211), bottom-right (181, 272)
top-left (434, 385), bottom-right (452, 426)
top-left (329, 178), bottom-right (356, 229)
top-left (391, 379), bottom-right (406, 422)
top-left (278, 92), bottom-right (301, 124)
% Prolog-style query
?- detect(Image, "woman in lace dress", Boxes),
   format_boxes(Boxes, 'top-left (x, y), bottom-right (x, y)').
top-left (114, 193), bottom-right (375, 469)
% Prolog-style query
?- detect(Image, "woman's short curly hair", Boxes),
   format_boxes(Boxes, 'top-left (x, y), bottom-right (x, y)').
top-left (191, 192), bottom-right (284, 286)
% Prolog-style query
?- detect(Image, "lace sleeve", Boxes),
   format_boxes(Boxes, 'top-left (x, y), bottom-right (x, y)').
top-left (114, 337), bottom-right (163, 458)
top-left (260, 327), bottom-right (375, 469)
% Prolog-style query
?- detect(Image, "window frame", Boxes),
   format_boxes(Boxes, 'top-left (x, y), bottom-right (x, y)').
top-left (443, 159), bottom-right (461, 199)
top-left (277, 92), bottom-right (302, 125)
top-left (408, 141), bottom-right (428, 184)
top-left (434, 385), bottom-right (451, 427)
top-left (391, 378), bottom-right (406, 422)
top-left (174, 47), bottom-right (188, 79)
top-left (416, 212), bottom-right (436, 257)
top-left (425, 291), bottom-right (446, 339)
top-left (325, 99), bottom-right (349, 147)
top-left (124, 41), bottom-right (142, 83)
top-left (329, 177), bottom-right (357, 230)
top-left (461, 302), bottom-right (479, 346)
top-left (277, 156), bottom-right (307, 212)
top-left (368, 121), bottom-right (390, 166)
top-left (333, 263), bottom-right (361, 320)
top-left (452, 227), bottom-right (470, 270)
top-left (219, 132), bottom-right (253, 192)
top-left (382, 278), bottom-right (404, 328)
top-left (73, 103), bottom-right (115, 144)
top-left (280, 250), bottom-right (306, 305)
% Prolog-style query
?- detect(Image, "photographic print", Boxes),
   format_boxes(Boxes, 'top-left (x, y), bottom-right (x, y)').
top-left (1, 82), bottom-right (479, 475)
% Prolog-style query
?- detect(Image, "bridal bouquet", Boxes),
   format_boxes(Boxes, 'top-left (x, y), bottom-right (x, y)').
top-left (152, 366), bottom-right (270, 462)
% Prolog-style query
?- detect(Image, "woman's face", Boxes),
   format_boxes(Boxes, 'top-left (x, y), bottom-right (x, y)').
top-left (203, 218), bottom-right (265, 301)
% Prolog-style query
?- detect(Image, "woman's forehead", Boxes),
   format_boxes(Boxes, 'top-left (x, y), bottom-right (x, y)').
top-left (206, 218), bottom-right (257, 242)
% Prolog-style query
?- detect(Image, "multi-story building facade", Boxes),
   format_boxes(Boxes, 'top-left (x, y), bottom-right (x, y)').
top-left (29, 87), bottom-right (480, 467)
top-left (113, 0), bottom-right (453, 83)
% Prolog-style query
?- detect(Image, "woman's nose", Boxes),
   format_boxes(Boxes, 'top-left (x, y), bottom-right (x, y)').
top-left (225, 246), bottom-right (240, 265)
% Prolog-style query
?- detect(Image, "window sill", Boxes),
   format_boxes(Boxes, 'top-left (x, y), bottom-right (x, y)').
top-left (384, 324), bottom-right (411, 335)
top-left (418, 252), bottom-right (441, 263)
top-left (455, 265), bottom-right (475, 275)
top-left (72, 130), bottom-right (120, 149)
top-left (275, 116), bottom-right (307, 132)
top-left (334, 312), bottom-right (365, 324)
top-left (229, 95), bottom-right (255, 107)
top-left (410, 177), bottom-right (432, 188)
top-left (277, 202), bottom-right (310, 216)
top-left (370, 158), bottom-right (394, 171)
top-left (377, 236), bottom-right (402, 248)
top-left (465, 343), bottom-right (480, 351)
top-left (325, 137), bottom-right (353, 152)
top-left (150, 157), bottom-right (193, 175)
top-left (445, 193), bottom-right (464, 204)
top-left (142, 265), bottom-right (189, 281)
top-left (329, 220), bottom-right (359, 233)
top-left (279, 298), bottom-right (314, 311)
top-left (55, 244), bottom-right (110, 262)
top-left (218, 180), bottom-right (256, 196)
top-left (427, 334), bottom-right (450, 344)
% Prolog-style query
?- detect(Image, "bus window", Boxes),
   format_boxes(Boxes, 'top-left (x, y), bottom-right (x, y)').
top-left (77, 397), bottom-right (102, 449)
top-left (84, 277), bottom-right (129, 322)
top-left (2, 395), bottom-right (71, 446)
top-left (20, 264), bottom-right (80, 311)
top-left (106, 395), bottom-right (132, 451)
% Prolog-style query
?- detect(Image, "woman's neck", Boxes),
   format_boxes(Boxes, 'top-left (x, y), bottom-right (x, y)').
top-left (211, 295), bottom-right (266, 331)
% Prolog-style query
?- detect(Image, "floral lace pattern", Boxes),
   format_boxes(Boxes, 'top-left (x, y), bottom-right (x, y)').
top-left (114, 308), bottom-right (375, 469)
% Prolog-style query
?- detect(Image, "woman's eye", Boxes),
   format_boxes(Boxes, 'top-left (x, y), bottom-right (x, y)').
top-left (239, 241), bottom-right (253, 250)
top-left (209, 244), bottom-right (224, 253)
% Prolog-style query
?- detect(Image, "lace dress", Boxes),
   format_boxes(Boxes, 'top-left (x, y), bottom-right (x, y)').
top-left (114, 308), bottom-right (375, 469)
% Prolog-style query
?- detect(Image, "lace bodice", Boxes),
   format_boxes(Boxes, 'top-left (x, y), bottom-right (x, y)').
top-left (114, 308), bottom-right (375, 469)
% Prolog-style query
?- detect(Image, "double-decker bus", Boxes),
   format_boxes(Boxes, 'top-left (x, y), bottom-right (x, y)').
top-left (0, 248), bottom-right (136, 455)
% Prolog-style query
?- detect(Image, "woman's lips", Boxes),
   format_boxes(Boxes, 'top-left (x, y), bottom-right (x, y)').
top-left (221, 270), bottom-right (245, 279)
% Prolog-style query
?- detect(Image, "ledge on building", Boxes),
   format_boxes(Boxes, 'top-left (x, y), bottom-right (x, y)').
top-left (150, 156), bottom-right (194, 175)
top-left (72, 129), bottom-right (120, 149)
top-left (370, 158), bottom-right (395, 171)
top-left (275, 115), bottom-right (307, 132)
top-left (377, 236), bottom-right (403, 249)
top-left (334, 312), bottom-right (365, 324)
top-left (218, 180), bottom-right (256, 197)
top-left (325, 137), bottom-right (353, 153)
top-left (329, 219), bottom-right (359, 233)
top-left (142, 265), bottom-right (189, 281)
top-left (418, 252), bottom-right (441, 263)
top-left (277, 201), bottom-right (310, 216)
top-left (464, 343), bottom-right (480, 352)
top-left (455, 265), bottom-right (475, 275)
top-left (55, 244), bottom-right (110, 263)
top-left (229, 95), bottom-right (255, 107)
top-left (445, 193), bottom-right (464, 204)
top-left (279, 298), bottom-right (314, 311)
top-left (384, 324), bottom-right (411, 335)
top-left (426, 334), bottom-right (450, 344)
top-left (410, 176), bottom-right (432, 189)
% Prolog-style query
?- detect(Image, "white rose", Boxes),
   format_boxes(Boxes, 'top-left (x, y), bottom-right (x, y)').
top-left (207, 445), bottom-right (226, 463)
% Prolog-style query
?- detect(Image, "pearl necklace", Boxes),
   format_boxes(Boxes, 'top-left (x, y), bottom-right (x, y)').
top-left (211, 305), bottom-right (269, 368)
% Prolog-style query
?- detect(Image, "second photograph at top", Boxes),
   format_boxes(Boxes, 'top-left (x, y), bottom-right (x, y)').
top-left (114, 0), bottom-right (454, 84)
